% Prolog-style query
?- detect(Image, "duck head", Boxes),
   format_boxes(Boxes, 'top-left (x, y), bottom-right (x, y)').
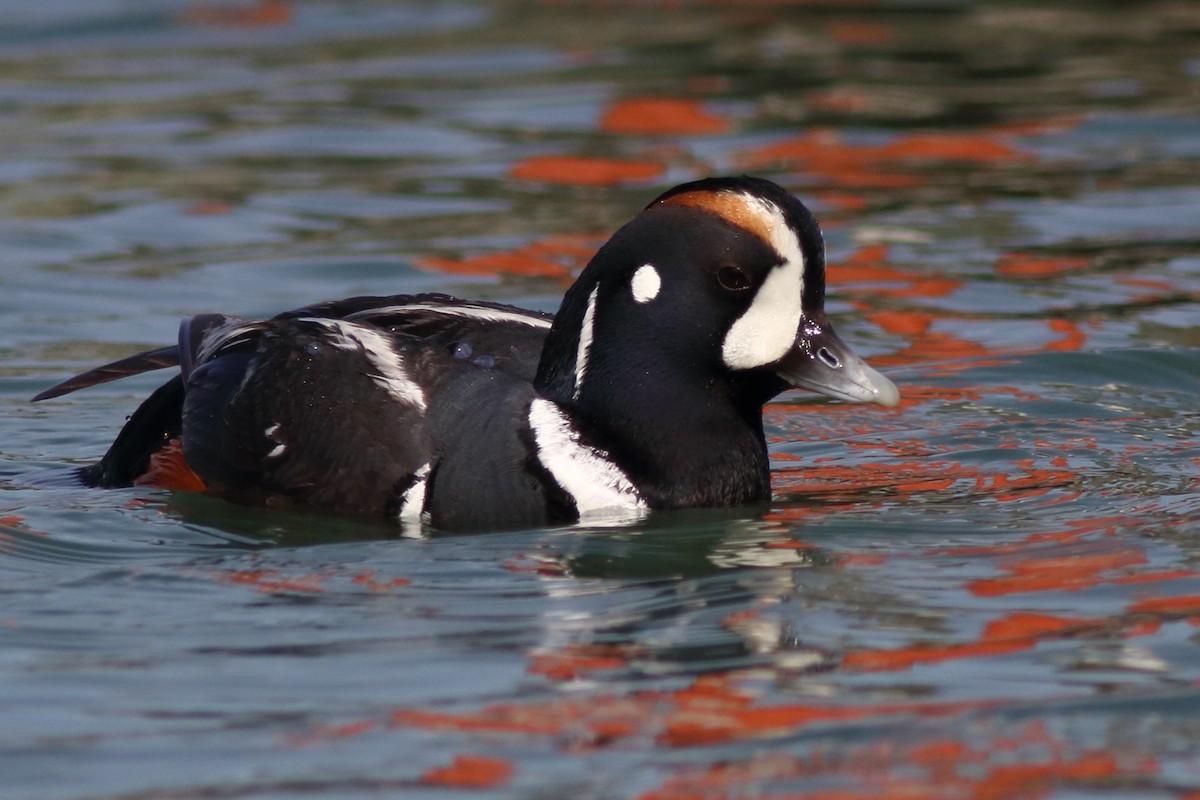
top-left (535, 176), bottom-right (899, 414)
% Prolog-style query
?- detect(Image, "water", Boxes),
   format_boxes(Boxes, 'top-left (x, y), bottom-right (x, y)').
top-left (1, 1), bottom-right (1198, 798)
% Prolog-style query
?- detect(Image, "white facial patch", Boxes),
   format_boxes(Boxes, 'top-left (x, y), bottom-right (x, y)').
top-left (301, 318), bottom-right (428, 411)
top-left (631, 264), bottom-right (661, 304)
top-left (528, 398), bottom-right (648, 519)
top-left (572, 286), bottom-right (599, 401)
top-left (720, 194), bottom-right (806, 370)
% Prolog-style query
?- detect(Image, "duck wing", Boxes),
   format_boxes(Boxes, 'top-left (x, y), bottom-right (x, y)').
top-left (56, 295), bottom-right (554, 518)
top-left (178, 301), bottom-right (555, 518)
top-left (338, 294), bottom-right (553, 382)
top-left (33, 294), bottom-right (553, 401)
top-left (178, 316), bottom-right (436, 516)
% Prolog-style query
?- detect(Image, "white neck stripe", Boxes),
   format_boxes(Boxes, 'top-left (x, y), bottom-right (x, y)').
top-left (573, 286), bottom-right (599, 401)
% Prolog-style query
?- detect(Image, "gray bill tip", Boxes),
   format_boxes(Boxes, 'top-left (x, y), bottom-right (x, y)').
top-left (774, 321), bottom-right (901, 407)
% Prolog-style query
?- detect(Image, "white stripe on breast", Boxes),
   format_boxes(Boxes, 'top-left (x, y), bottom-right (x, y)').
top-left (398, 462), bottom-right (431, 523)
top-left (528, 398), bottom-right (647, 519)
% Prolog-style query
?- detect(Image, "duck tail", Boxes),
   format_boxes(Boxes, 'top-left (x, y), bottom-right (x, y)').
top-left (78, 375), bottom-right (185, 487)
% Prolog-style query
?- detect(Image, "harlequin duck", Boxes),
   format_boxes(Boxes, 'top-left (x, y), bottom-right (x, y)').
top-left (34, 176), bottom-right (899, 531)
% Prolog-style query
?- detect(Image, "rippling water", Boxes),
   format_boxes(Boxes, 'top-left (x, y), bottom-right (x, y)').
top-left (2, 2), bottom-right (1199, 798)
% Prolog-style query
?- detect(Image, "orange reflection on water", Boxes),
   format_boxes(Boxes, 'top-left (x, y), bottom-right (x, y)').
top-left (215, 568), bottom-right (327, 595)
top-left (638, 727), bottom-right (1155, 800)
top-left (774, 456), bottom-right (1074, 507)
top-left (828, 243), bottom-right (935, 293)
top-left (601, 98), bottom-right (732, 135)
top-left (349, 570), bottom-right (410, 593)
top-left (969, 544), bottom-right (1149, 597)
top-left (528, 643), bottom-right (635, 681)
top-left (842, 612), bottom-right (1099, 672)
top-left (511, 156), bottom-right (665, 186)
top-left (867, 311), bottom-right (993, 367)
top-left (420, 754), bottom-right (514, 789)
top-left (1130, 594), bottom-right (1200, 617)
top-left (183, 0), bottom-right (292, 27)
top-left (826, 20), bottom-right (892, 45)
top-left (392, 692), bottom-right (661, 743)
top-left (995, 252), bottom-right (1090, 277)
top-left (208, 565), bottom-right (414, 596)
top-left (392, 671), bottom-right (996, 751)
top-left (738, 129), bottom-right (1029, 190)
top-left (420, 234), bottom-right (599, 279)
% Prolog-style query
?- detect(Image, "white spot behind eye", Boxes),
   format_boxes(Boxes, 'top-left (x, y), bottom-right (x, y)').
top-left (720, 195), bottom-right (806, 370)
top-left (631, 263), bottom-right (661, 304)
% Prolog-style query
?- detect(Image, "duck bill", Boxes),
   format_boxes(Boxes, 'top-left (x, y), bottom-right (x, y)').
top-left (774, 314), bottom-right (900, 407)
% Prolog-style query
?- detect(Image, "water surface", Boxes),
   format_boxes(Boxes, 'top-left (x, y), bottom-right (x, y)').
top-left (2, 1), bottom-right (1199, 798)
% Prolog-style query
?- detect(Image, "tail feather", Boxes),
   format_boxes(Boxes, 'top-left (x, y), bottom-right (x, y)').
top-left (31, 346), bottom-right (180, 402)
top-left (78, 376), bottom-right (185, 487)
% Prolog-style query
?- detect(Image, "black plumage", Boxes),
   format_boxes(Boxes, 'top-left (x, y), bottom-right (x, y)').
top-left (36, 177), bottom-right (899, 531)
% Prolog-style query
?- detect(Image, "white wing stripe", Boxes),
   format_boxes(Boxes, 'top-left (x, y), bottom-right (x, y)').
top-left (299, 318), bottom-right (427, 411)
top-left (347, 303), bottom-right (552, 329)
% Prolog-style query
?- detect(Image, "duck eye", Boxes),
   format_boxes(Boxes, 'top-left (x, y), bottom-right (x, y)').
top-left (717, 265), bottom-right (752, 292)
